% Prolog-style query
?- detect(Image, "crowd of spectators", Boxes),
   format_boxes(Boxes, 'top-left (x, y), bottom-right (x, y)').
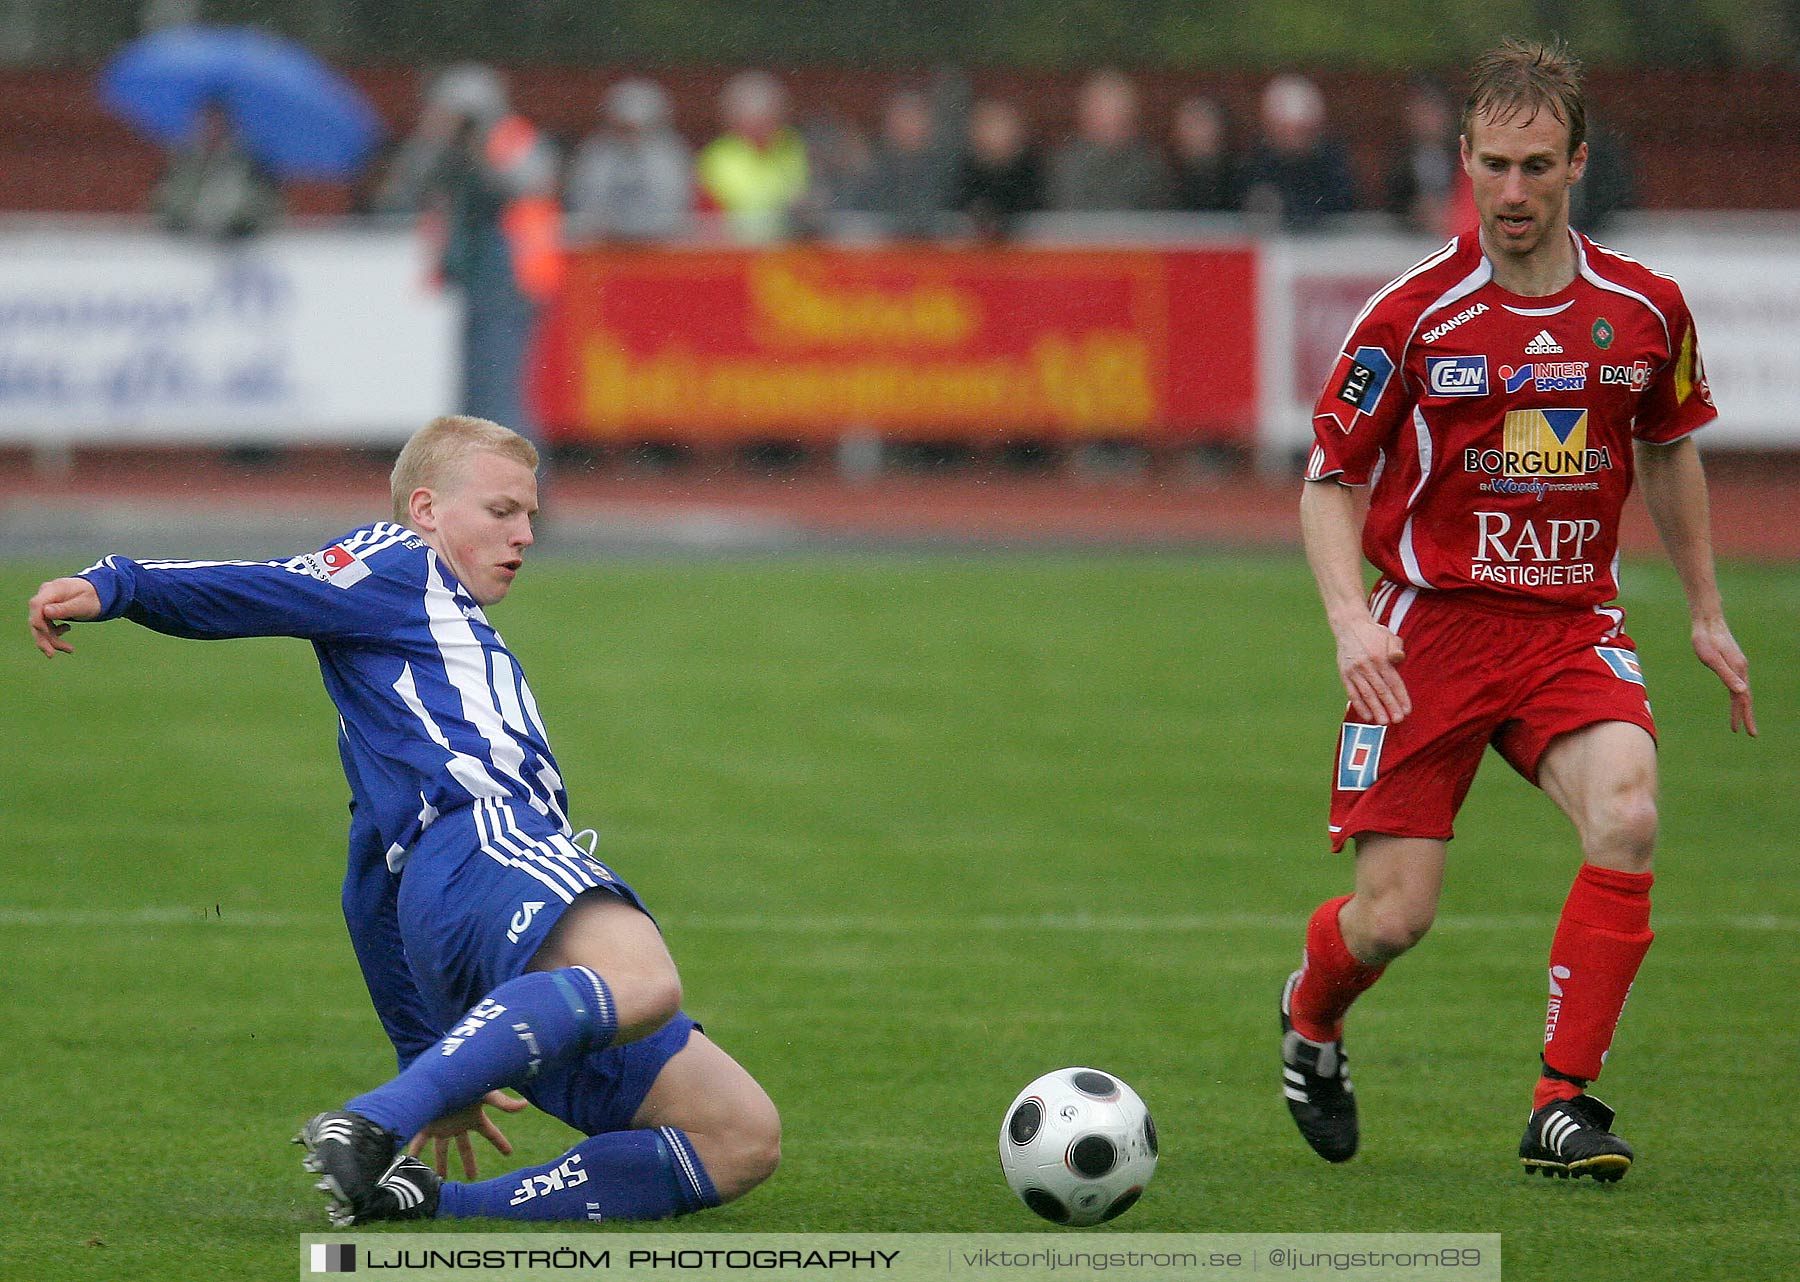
top-left (154, 63), bottom-right (1637, 248)
top-left (355, 63), bottom-right (1638, 247)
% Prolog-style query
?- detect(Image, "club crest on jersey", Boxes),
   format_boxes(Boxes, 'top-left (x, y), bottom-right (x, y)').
top-left (1595, 646), bottom-right (1645, 686)
top-left (1591, 317), bottom-right (1615, 349)
top-left (1337, 723), bottom-right (1386, 792)
top-left (1322, 346), bottom-right (1394, 432)
top-left (308, 544), bottom-right (371, 589)
top-left (1426, 354), bottom-right (1488, 396)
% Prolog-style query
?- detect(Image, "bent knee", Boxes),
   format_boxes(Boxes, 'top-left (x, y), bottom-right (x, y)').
top-left (1583, 791), bottom-right (1658, 869)
top-left (702, 1098), bottom-right (782, 1204)
top-left (1352, 902), bottom-right (1435, 963)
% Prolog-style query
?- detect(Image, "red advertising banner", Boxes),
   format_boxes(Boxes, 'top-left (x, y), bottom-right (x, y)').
top-left (533, 245), bottom-right (1257, 443)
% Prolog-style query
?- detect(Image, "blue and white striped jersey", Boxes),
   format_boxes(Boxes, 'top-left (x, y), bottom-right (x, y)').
top-left (81, 522), bottom-right (573, 871)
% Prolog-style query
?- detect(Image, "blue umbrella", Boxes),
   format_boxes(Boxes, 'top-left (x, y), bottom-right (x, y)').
top-left (100, 26), bottom-right (382, 180)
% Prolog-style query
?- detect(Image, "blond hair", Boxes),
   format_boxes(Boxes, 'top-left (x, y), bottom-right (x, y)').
top-left (390, 415), bottom-right (539, 523)
top-left (1463, 36), bottom-right (1586, 158)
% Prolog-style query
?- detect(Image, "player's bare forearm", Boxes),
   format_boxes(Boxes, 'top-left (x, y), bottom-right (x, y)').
top-left (1300, 480), bottom-right (1375, 628)
top-left (1634, 438), bottom-right (1757, 735)
top-left (1301, 480), bottom-right (1411, 725)
top-left (26, 577), bottom-right (102, 657)
top-left (1635, 438), bottom-right (1724, 620)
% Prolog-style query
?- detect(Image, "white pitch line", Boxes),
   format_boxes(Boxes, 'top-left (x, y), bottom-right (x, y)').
top-left (0, 906), bottom-right (314, 927)
top-left (2, 907), bottom-right (1794, 933)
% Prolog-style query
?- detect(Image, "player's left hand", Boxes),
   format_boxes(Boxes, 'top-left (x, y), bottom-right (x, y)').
top-left (1691, 616), bottom-right (1756, 736)
top-left (406, 1089), bottom-right (530, 1179)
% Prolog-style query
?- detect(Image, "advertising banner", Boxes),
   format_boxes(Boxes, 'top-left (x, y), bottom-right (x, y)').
top-left (535, 245), bottom-right (1258, 443)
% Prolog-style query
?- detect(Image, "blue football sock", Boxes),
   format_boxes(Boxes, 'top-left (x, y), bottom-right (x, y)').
top-left (348, 967), bottom-right (616, 1141)
top-left (437, 1126), bottom-right (720, 1221)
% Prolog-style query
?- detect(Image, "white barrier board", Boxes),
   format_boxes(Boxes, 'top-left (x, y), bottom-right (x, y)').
top-left (0, 227), bottom-right (456, 442)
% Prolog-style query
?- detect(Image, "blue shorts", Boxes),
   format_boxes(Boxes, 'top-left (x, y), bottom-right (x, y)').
top-left (395, 799), bottom-right (695, 1135)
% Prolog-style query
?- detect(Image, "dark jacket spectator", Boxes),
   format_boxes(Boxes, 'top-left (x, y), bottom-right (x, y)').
top-left (1169, 96), bottom-right (1243, 213)
top-left (854, 90), bottom-right (956, 238)
top-left (1242, 74), bottom-right (1356, 230)
top-left (1383, 78), bottom-right (1469, 236)
top-left (1569, 115), bottom-right (1637, 238)
top-left (956, 98), bottom-right (1044, 238)
top-left (1047, 69), bottom-right (1172, 211)
top-left (377, 64), bottom-right (560, 441)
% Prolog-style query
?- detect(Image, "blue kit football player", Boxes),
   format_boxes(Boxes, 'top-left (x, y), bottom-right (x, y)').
top-left (28, 416), bottom-right (780, 1225)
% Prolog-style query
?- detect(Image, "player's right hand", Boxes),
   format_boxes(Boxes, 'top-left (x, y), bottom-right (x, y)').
top-left (1336, 615), bottom-right (1410, 726)
top-left (27, 577), bottom-right (102, 657)
top-left (406, 1089), bottom-right (529, 1180)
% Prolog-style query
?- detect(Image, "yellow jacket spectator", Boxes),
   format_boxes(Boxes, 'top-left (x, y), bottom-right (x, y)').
top-left (696, 71), bottom-right (809, 242)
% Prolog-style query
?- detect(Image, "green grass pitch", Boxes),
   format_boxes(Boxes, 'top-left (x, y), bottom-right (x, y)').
top-left (3, 553), bottom-right (1795, 1281)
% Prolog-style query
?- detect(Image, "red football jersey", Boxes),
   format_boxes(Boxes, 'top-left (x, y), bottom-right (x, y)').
top-left (1306, 231), bottom-right (1716, 612)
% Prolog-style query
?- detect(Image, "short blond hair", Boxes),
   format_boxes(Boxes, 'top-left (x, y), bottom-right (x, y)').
top-left (390, 415), bottom-right (540, 522)
top-left (1463, 36), bottom-right (1586, 158)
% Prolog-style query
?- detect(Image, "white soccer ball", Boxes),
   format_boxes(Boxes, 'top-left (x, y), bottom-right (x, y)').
top-left (998, 1067), bottom-right (1158, 1226)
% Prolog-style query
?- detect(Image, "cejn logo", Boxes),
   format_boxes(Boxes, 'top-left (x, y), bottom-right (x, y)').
top-left (1425, 354), bottom-right (1488, 396)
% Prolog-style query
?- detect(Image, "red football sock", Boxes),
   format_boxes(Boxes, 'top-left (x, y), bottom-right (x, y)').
top-left (1535, 863), bottom-right (1654, 1110)
top-left (1289, 894), bottom-right (1387, 1043)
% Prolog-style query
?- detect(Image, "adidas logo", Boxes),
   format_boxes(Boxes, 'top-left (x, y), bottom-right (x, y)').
top-left (1524, 329), bottom-right (1563, 355)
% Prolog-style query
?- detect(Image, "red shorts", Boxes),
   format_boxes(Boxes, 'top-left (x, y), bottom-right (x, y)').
top-left (1326, 581), bottom-right (1657, 852)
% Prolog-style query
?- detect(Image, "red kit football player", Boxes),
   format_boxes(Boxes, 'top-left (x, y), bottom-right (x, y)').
top-left (1280, 37), bottom-right (1757, 1180)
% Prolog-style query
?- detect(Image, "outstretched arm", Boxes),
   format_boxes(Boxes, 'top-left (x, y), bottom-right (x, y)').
top-left (27, 577), bottom-right (101, 656)
top-left (1301, 478), bottom-right (1411, 726)
top-left (1634, 437), bottom-right (1756, 736)
top-left (27, 533), bottom-right (412, 653)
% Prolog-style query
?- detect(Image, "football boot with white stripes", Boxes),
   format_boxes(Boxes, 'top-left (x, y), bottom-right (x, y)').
top-left (353, 1155), bottom-right (442, 1223)
top-left (1519, 1094), bottom-right (1634, 1182)
top-left (296, 1110), bottom-right (439, 1225)
top-left (1280, 969), bottom-right (1359, 1162)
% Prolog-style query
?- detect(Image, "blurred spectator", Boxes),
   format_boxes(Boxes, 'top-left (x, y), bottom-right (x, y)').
top-left (853, 89), bottom-right (956, 238)
top-left (696, 71), bottom-right (810, 242)
top-left (796, 108), bottom-right (873, 220)
top-left (151, 99), bottom-right (282, 241)
top-left (565, 78), bottom-right (692, 242)
top-left (1383, 77), bottom-right (1471, 236)
top-left (378, 64), bottom-right (562, 443)
top-left (1569, 114), bottom-right (1637, 237)
top-left (1168, 95), bottom-right (1243, 213)
top-left (956, 97), bottom-right (1045, 238)
top-left (1241, 74), bottom-right (1356, 230)
top-left (1047, 69), bottom-right (1172, 211)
